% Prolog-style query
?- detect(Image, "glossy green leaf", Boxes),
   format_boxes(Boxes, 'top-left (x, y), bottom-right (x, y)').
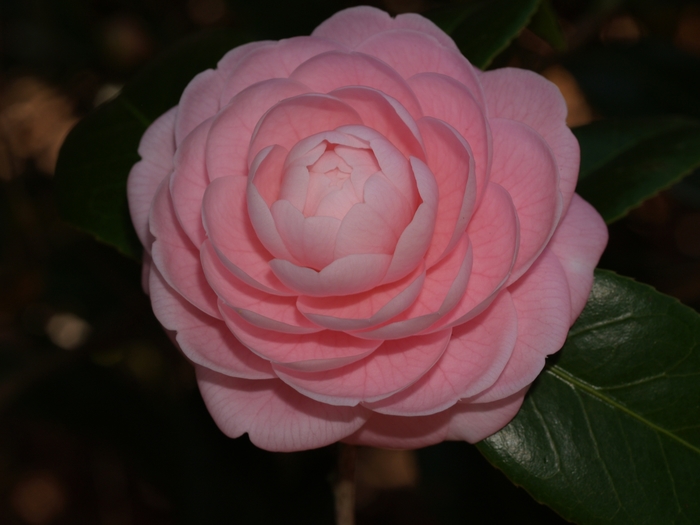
top-left (426, 0), bottom-right (541, 69)
top-left (574, 116), bottom-right (700, 223)
top-left (478, 270), bottom-right (700, 525)
top-left (528, 0), bottom-right (566, 51)
top-left (55, 30), bottom-right (253, 259)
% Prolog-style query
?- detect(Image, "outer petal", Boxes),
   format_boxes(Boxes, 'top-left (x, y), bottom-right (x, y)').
top-left (150, 177), bottom-right (220, 317)
top-left (489, 118), bottom-right (563, 283)
top-left (197, 367), bottom-right (370, 452)
top-left (175, 69), bottom-right (222, 145)
top-left (219, 36), bottom-right (343, 104)
top-left (446, 387), bottom-right (527, 443)
top-left (471, 248), bottom-right (571, 403)
top-left (273, 329), bottom-right (451, 406)
top-left (480, 68), bottom-right (579, 212)
top-left (220, 306), bottom-right (383, 372)
top-left (548, 194), bottom-right (608, 323)
top-left (356, 30), bottom-right (484, 106)
top-left (127, 106), bottom-right (177, 250)
top-left (343, 410), bottom-right (452, 449)
top-left (365, 291), bottom-right (518, 416)
top-left (149, 266), bottom-right (274, 379)
top-left (311, 6), bottom-right (459, 52)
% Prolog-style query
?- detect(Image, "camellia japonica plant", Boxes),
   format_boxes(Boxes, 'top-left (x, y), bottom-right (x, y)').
top-left (56, 3), bottom-right (700, 525)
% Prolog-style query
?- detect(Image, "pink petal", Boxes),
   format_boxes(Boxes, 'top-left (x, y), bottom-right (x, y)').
top-left (362, 173), bottom-right (414, 239)
top-left (356, 30), bottom-right (484, 106)
top-left (202, 175), bottom-right (295, 296)
top-left (297, 263), bottom-right (426, 331)
top-left (426, 182), bottom-right (518, 332)
top-left (251, 144), bottom-right (287, 207)
top-left (446, 387), bottom-right (527, 443)
top-left (174, 69), bottom-right (222, 145)
top-left (200, 240), bottom-right (322, 334)
top-left (480, 68), bottom-right (579, 212)
top-left (270, 200), bottom-right (341, 270)
top-left (393, 12), bottom-right (460, 51)
top-left (334, 202), bottom-right (399, 259)
top-left (273, 329), bottom-right (451, 406)
top-left (548, 194), bottom-right (608, 323)
top-left (127, 106), bottom-right (177, 250)
top-left (382, 157), bottom-right (439, 283)
top-left (290, 51), bottom-right (422, 118)
top-left (149, 177), bottom-right (220, 317)
top-left (169, 117), bottom-right (212, 247)
top-left (269, 253), bottom-right (392, 297)
top-left (206, 78), bottom-right (310, 180)
top-left (149, 266), bottom-right (274, 379)
top-left (197, 367), bottom-right (369, 452)
top-left (409, 73), bottom-right (490, 207)
top-left (248, 94), bottom-right (363, 167)
top-left (219, 37), bottom-right (343, 104)
top-left (489, 118), bottom-right (563, 283)
top-left (219, 306), bottom-right (382, 372)
top-left (330, 86), bottom-right (425, 160)
top-left (417, 117), bottom-right (476, 267)
top-left (217, 41), bottom-right (275, 77)
top-left (343, 410), bottom-right (452, 449)
top-left (357, 234), bottom-right (472, 340)
top-left (366, 291), bottom-right (517, 416)
top-left (471, 248), bottom-right (571, 403)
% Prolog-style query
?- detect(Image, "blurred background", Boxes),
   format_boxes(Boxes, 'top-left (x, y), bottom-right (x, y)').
top-left (2, 0), bottom-right (700, 523)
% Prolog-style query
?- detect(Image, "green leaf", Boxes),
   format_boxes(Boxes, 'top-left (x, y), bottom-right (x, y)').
top-left (478, 270), bottom-right (700, 525)
top-left (55, 29), bottom-right (253, 259)
top-left (527, 0), bottom-right (566, 52)
top-left (426, 0), bottom-right (542, 69)
top-left (574, 116), bottom-right (700, 223)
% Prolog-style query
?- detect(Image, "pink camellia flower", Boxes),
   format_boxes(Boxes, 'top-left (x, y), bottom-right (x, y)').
top-left (127, 6), bottom-right (607, 451)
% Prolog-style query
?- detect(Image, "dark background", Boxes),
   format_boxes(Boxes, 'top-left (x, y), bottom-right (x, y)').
top-left (2, 0), bottom-right (700, 523)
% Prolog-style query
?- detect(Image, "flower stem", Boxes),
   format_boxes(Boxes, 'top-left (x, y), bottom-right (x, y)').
top-left (334, 443), bottom-right (357, 525)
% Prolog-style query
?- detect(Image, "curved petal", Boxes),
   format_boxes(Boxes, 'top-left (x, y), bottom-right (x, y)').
top-left (201, 240), bottom-right (322, 334)
top-left (417, 117), bottom-right (476, 267)
top-left (219, 306), bottom-right (382, 372)
top-left (330, 86), bottom-right (425, 160)
top-left (169, 117), bottom-right (212, 247)
top-left (357, 234), bottom-right (472, 340)
top-left (409, 73), bottom-right (490, 207)
top-left (382, 157), bottom-right (439, 283)
top-left (426, 182), bottom-right (518, 332)
top-left (274, 329), bottom-right (451, 406)
top-left (297, 263), bottom-right (425, 331)
top-left (127, 106), bottom-right (177, 250)
top-left (270, 253), bottom-right (392, 297)
top-left (366, 291), bottom-right (517, 416)
top-left (480, 68), bottom-right (579, 212)
top-left (219, 36), bottom-right (343, 104)
top-left (197, 367), bottom-right (370, 452)
top-left (175, 69), bottom-right (222, 145)
top-left (356, 30), bottom-right (484, 106)
top-left (150, 177), bottom-right (220, 317)
top-left (207, 78), bottom-right (311, 180)
top-left (343, 409), bottom-right (452, 449)
top-left (334, 202), bottom-right (399, 259)
top-left (446, 387), bottom-right (527, 443)
top-left (489, 118), bottom-right (563, 283)
top-left (217, 40), bottom-right (275, 77)
top-left (312, 6), bottom-right (458, 52)
top-left (548, 193), bottom-right (608, 323)
top-left (290, 51), bottom-right (423, 118)
top-left (149, 266), bottom-right (274, 379)
top-left (471, 248), bottom-right (571, 403)
top-left (202, 175), bottom-right (295, 296)
top-left (248, 94), bottom-right (363, 167)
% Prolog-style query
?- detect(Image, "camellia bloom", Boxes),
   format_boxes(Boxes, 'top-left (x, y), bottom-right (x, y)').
top-left (127, 6), bottom-right (607, 451)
